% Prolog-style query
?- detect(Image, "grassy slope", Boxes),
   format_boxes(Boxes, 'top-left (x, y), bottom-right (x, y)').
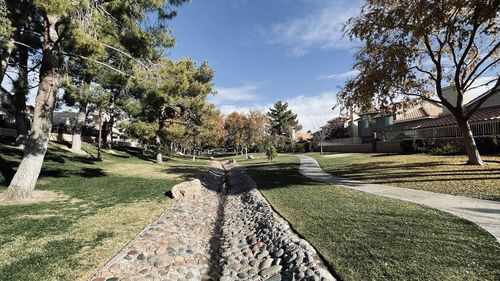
top-left (0, 141), bottom-right (209, 281)
top-left (238, 154), bottom-right (500, 281)
top-left (307, 152), bottom-right (500, 201)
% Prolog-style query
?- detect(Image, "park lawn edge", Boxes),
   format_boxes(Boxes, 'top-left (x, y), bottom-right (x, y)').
top-left (237, 154), bottom-right (500, 281)
top-left (0, 141), bottom-right (209, 280)
top-left (307, 152), bottom-right (500, 201)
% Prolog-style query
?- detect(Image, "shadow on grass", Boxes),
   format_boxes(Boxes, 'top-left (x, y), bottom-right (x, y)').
top-left (244, 162), bottom-right (321, 191)
top-left (460, 207), bottom-right (500, 214)
top-left (40, 167), bottom-right (107, 179)
top-left (0, 232), bottom-right (114, 281)
top-left (114, 146), bottom-right (156, 163)
top-left (326, 161), bottom-right (500, 181)
top-left (0, 155), bottom-right (16, 185)
top-left (162, 166), bottom-right (206, 181)
top-left (0, 144), bottom-right (23, 158)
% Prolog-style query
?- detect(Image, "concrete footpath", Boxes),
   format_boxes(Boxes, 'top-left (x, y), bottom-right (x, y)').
top-left (297, 154), bottom-right (500, 243)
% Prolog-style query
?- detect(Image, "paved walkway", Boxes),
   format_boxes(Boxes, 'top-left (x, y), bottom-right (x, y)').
top-left (297, 154), bottom-right (500, 243)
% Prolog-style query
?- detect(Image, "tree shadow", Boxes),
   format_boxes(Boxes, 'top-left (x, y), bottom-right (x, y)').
top-left (460, 207), bottom-right (500, 214)
top-left (39, 167), bottom-right (107, 179)
top-left (0, 155), bottom-right (16, 185)
top-left (199, 167), bottom-right (225, 193)
top-left (162, 166), bottom-right (205, 181)
top-left (244, 162), bottom-right (321, 191)
top-left (0, 144), bottom-right (23, 158)
top-left (79, 168), bottom-right (106, 178)
top-left (44, 154), bottom-right (66, 164)
top-left (316, 159), bottom-right (500, 200)
top-left (113, 146), bottom-right (156, 163)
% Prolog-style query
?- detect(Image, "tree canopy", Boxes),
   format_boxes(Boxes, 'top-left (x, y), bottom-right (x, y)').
top-left (1, 0), bottom-right (190, 199)
top-left (341, 0), bottom-right (499, 165)
top-left (267, 101), bottom-right (302, 151)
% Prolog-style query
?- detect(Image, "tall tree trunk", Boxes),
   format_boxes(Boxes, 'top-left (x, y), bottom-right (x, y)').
top-left (108, 93), bottom-right (115, 149)
top-left (101, 120), bottom-right (109, 148)
top-left (156, 132), bottom-right (162, 164)
top-left (108, 116), bottom-right (114, 149)
top-left (71, 103), bottom-right (87, 153)
top-left (458, 118), bottom-right (484, 165)
top-left (14, 43), bottom-right (30, 146)
top-left (97, 111), bottom-right (103, 160)
top-left (15, 113), bottom-right (29, 144)
top-left (320, 139), bottom-right (323, 155)
top-left (156, 117), bottom-right (164, 164)
top-left (5, 20), bottom-right (61, 199)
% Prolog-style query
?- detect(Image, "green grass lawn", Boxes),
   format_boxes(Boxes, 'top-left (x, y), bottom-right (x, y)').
top-left (307, 152), bottom-right (500, 201)
top-left (238, 154), bottom-right (500, 281)
top-left (0, 141), bottom-right (209, 281)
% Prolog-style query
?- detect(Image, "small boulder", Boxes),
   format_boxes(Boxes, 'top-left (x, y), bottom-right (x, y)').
top-left (247, 155), bottom-right (255, 160)
top-left (171, 179), bottom-right (203, 200)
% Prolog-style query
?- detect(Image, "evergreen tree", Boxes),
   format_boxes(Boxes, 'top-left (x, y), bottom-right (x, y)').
top-left (127, 58), bottom-right (215, 164)
top-left (4, 0), bottom-right (189, 200)
top-left (267, 101), bottom-right (302, 150)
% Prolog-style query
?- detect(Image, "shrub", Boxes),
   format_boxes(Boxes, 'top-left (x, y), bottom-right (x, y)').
top-left (294, 143), bottom-right (306, 153)
top-left (430, 142), bottom-right (465, 155)
top-left (415, 139), bottom-right (432, 152)
top-left (265, 142), bottom-right (278, 162)
top-left (400, 139), bottom-right (416, 154)
top-left (474, 136), bottom-right (500, 155)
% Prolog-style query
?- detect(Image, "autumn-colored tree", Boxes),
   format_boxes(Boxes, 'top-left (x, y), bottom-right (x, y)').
top-left (197, 105), bottom-right (225, 150)
top-left (245, 110), bottom-right (269, 153)
top-left (224, 112), bottom-right (247, 154)
top-left (342, 0), bottom-right (499, 165)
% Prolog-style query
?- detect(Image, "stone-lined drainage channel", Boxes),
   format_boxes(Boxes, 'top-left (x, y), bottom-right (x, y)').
top-left (91, 161), bottom-right (336, 281)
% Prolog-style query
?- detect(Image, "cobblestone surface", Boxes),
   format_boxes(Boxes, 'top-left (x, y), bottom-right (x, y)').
top-left (91, 163), bottom-right (224, 281)
top-left (91, 161), bottom-right (336, 281)
top-left (219, 163), bottom-right (335, 281)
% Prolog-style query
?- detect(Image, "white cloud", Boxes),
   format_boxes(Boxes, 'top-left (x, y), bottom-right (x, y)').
top-left (265, 1), bottom-right (362, 56)
top-left (210, 83), bottom-right (262, 104)
top-left (217, 90), bottom-right (341, 132)
top-left (318, 69), bottom-right (359, 80)
top-left (286, 90), bottom-right (340, 132)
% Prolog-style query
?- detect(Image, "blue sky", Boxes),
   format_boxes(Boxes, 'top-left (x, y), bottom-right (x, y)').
top-left (167, 0), bottom-right (363, 131)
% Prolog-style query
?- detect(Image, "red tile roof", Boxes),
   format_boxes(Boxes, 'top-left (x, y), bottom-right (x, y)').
top-left (409, 105), bottom-right (500, 129)
top-left (395, 104), bottom-right (442, 122)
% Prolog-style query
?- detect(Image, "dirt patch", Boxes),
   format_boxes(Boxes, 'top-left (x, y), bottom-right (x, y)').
top-left (0, 190), bottom-right (60, 206)
top-left (105, 163), bottom-right (186, 180)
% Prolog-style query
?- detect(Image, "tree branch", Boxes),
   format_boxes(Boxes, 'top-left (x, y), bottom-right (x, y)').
top-left (65, 53), bottom-right (136, 79)
top-left (463, 41), bottom-right (500, 88)
top-left (103, 44), bottom-right (150, 70)
top-left (12, 41), bottom-right (42, 54)
top-left (424, 36), bottom-right (454, 112)
top-left (413, 65), bottom-right (438, 82)
top-left (403, 93), bottom-right (443, 104)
